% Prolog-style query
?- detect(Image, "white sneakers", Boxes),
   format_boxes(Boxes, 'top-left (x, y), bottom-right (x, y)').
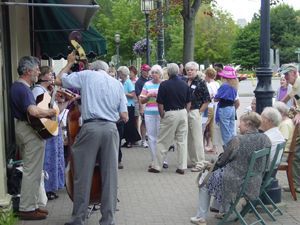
top-left (190, 216), bottom-right (206, 225)
top-left (141, 140), bottom-right (148, 148)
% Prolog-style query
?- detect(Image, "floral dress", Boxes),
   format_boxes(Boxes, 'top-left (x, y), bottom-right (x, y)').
top-left (207, 130), bottom-right (271, 211)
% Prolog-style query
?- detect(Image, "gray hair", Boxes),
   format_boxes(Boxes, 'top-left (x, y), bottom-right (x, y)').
top-left (167, 63), bottom-right (179, 77)
top-left (89, 60), bottom-right (109, 72)
top-left (273, 101), bottom-right (289, 116)
top-left (185, 61), bottom-right (199, 71)
top-left (117, 66), bottom-right (130, 77)
top-left (261, 107), bottom-right (282, 127)
top-left (17, 56), bottom-right (40, 76)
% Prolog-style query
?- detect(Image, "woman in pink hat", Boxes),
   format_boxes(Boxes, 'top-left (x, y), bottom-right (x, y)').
top-left (214, 66), bottom-right (238, 146)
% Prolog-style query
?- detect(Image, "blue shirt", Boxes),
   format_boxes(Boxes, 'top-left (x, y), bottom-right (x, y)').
top-left (61, 70), bottom-right (127, 122)
top-left (10, 80), bottom-right (36, 121)
top-left (122, 79), bottom-right (135, 107)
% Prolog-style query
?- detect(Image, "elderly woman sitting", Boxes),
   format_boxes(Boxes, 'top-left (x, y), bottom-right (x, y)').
top-left (260, 107), bottom-right (285, 166)
top-left (190, 112), bottom-right (271, 225)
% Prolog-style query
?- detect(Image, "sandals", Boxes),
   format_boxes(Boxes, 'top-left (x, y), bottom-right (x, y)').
top-left (46, 191), bottom-right (59, 200)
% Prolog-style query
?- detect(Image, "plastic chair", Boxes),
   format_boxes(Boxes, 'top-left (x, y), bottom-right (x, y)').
top-left (218, 147), bottom-right (271, 225)
top-left (278, 124), bottom-right (299, 201)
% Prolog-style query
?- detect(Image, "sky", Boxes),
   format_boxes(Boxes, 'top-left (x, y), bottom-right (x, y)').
top-left (216, 0), bottom-right (300, 22)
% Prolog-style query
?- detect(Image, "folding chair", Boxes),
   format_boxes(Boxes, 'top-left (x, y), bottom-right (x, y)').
top-left (218, 147), bottom-right (271, 225)
top-left (239, 142), bottom-right (286, 222)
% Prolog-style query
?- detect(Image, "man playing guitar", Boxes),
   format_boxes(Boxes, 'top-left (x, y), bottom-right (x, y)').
top-left (10, 56), bottom-right (57, 220)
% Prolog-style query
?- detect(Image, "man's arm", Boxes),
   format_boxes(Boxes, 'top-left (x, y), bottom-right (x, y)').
top-left (158, 103), bottom-right (165, 118)
top-left (54, 52), bottom-right (76, 86)
top-left (199, 102), bottom-right (208, 113)
top-left (119, 112), bottom-right (129, 123)
top-left (27, 105), bottom-right (57, 118)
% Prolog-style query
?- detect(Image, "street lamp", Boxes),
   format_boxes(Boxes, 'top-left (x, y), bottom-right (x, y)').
top-left (254, 0), bottom-right (281, 204)
top-left (141, 0), bottom-right (155, 65)
top-left (114, 33), bottom-right (120, 69)
top-left (254, 0), bottom-right (274, 114)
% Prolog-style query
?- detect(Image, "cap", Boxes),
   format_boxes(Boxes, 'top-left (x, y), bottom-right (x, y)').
top-left (141, 64), bottom-right (151, 72)
top-left (279, 63), bottom-right (298, 75)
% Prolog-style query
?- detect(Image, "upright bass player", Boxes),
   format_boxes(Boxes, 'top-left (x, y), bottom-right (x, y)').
top-left (55, 52), bottom-right (128, 225)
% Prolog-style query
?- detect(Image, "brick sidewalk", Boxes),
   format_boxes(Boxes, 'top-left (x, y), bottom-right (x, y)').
top-left (18, 145), bottom-right (300, 225)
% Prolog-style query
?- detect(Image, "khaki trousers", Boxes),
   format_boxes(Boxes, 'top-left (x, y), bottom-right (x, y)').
top-left (15, 120), bottom-right (45, 212)
top-left (188, 109), bottom-right (205, 165)
top-left (153, 109), bottom-right (188, 171)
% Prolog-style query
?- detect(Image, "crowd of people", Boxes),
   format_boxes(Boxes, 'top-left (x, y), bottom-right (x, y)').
top-left (9, 52), bottom-right (300, 225)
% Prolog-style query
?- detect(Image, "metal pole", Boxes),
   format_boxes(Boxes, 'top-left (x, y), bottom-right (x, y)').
top-left (254, 0), bottom-right (274, 114)
top-left (116, 43), bottom-right (120, 69)
top-left (255, 0), bottom-right (281, 205)
top-left (157, 0), bottom-right (164, 66)
top-left (145, 13), bottom-right (150, 65)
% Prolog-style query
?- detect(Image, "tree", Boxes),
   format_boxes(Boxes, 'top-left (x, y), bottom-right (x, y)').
top-left (194, 5), bottom-right (238, 65)
top-left (231, 17), bottom-right (260, 70)
top-left (270, 4), bottom-right (300, 63)
top-left (169, 0), bottom-right (214, 63)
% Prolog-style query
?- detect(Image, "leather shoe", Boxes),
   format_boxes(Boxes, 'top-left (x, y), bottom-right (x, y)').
top-left (118, 162), bottom-right (124, 169)
top-left (17, 210), bottom-right (47, 220)
top-left (176, 169), bottom-right (185, 175)
top-left (210, 207), bottom-right (219, 213)
top-left (148, 168), bottom-right (160, 173)
top-left (36, 208), bottom-right (48, 215)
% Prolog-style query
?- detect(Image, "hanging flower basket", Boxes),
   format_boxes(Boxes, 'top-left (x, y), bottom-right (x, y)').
top-left (133, 38), bottom-right (151, 56)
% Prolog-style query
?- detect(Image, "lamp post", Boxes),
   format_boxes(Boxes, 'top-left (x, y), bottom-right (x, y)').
top-left (157, 0), bottom-right (165, 66)
top-left (141, 0), bottom-right (154, 65)
top-left (115, 33), bottom-right (120, 69)
top-left (254, 0), bottom-right (274, 114)
top-left (254, 0), bottom-right (282, 204)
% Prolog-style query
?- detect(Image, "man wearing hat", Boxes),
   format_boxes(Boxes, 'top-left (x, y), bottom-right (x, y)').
top-left (280, 63), bottom-right (300, 193)
top-left (135, 64), bottom-right (151, 148)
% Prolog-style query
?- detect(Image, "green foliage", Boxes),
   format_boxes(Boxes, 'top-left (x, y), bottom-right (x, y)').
top-left (270, 4), bottom-right (300, 63)
top-left (93, 0), bottom-right (146, 64)
top-left (232, 4), bottom-right (300, 69)
top-left (0, 208), bottom-right (18, 225)
top-left (195, 5), bottom-right (238, 65)
top-left (232, 18), bottom-right (260, 70)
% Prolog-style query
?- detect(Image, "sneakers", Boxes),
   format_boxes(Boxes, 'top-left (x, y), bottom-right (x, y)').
top-left (190, 216), bottom-right (206, 225)
top-left (141, 140), bottom-right (148, 148)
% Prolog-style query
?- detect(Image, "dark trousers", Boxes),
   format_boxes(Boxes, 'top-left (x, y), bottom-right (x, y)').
top-left (117, 121), bottom-right (125, 163)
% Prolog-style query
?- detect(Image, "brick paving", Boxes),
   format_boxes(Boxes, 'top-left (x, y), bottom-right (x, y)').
top-left (17, 96), bottom-right (300, 225)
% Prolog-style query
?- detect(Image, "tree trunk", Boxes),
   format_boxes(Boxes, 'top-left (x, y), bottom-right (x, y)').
top-left (181, 0), bottom-right (201, 64)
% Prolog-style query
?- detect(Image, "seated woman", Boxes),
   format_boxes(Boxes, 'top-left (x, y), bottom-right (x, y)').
top-left (190, 112), bottom-right (271, 225)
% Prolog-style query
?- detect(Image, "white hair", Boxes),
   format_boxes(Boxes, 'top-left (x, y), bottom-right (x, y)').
top-left (150, 64), bottom-right (163, 78)
top-left (185, 61), bottom-right (199, 71)
top-left (273, 101), bottom-right (289, 116)
top-left (89, 60), bottom-right (109, 72)
top-left (261, 107), bottom-right (282, 127)
top-left (117, 66), bottom-right (130, 77)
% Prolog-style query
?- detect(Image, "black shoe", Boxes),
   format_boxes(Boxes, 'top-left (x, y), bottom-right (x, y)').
top-left (210, 207), bottom-right (219, 213)
top-left (163, 163), bottom-right (168, 169)
top-left (175, 169), bottom-right (185, 175)
top-left (168, 145), bottom-right (175, 152)
top-left (148, 168), bottom-right (160, 173)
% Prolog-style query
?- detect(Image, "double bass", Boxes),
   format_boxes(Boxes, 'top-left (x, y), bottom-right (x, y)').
top-left (65, 31), bottom-right (101, 204)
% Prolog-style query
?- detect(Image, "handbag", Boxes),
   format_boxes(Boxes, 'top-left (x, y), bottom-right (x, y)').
top-left (196, 160), bottom-right (217, 188)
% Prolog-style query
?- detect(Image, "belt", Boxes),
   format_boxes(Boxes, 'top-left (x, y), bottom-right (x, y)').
top-left (83, 118), bottom-right (115, 124)
top-left (165, 108), bottom-right (184, 112)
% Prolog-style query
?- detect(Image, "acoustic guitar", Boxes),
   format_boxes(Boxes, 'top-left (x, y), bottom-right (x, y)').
top-left (27, 86), bottom-right (60, 139)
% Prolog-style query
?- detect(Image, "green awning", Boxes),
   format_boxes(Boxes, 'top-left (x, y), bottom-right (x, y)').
top-left (33, 0), bottom-right (106, 59)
